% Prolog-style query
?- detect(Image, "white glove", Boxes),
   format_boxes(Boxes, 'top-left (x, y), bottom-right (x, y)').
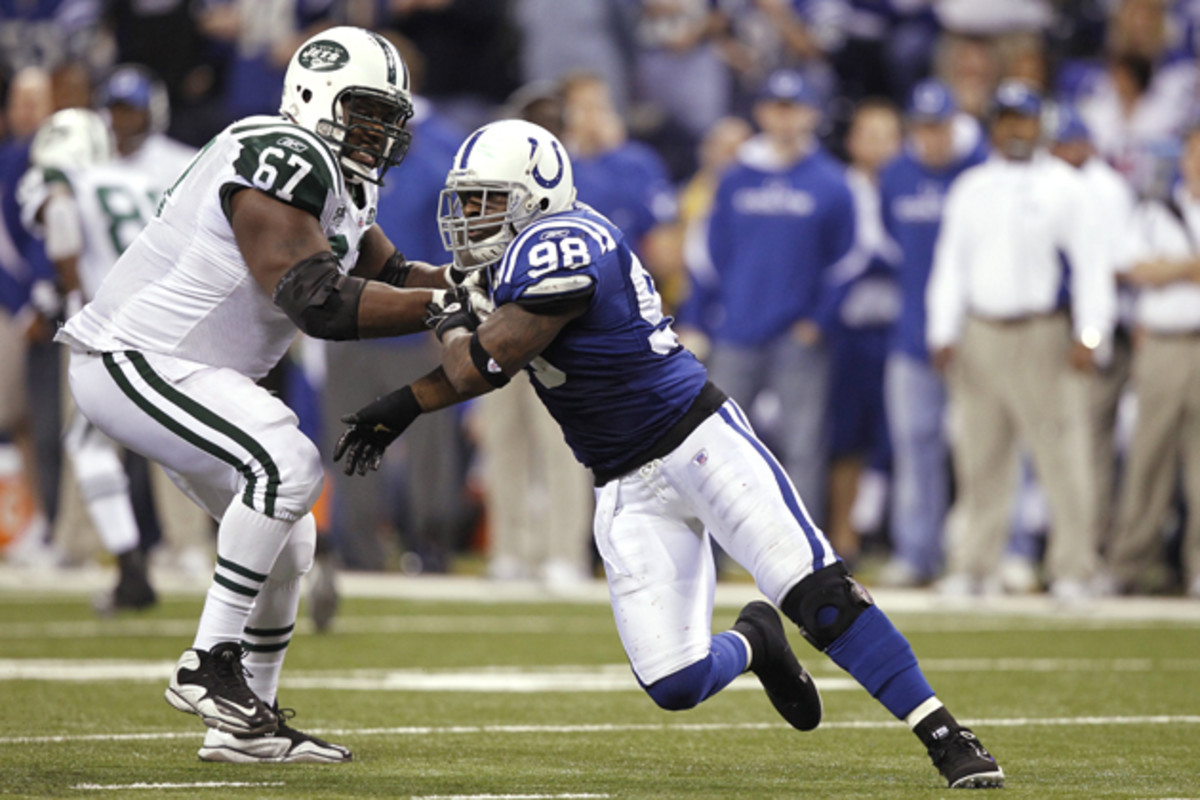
top-left (461, 269), bottom-right (495, 322)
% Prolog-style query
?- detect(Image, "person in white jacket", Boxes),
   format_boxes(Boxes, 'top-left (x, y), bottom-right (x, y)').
top-left (925, 80), bottom-right (1116, 600)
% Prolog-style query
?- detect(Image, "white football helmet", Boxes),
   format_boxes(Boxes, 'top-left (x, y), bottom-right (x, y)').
top-left (438, 119), bottom-right (577, 271)
top-left (280, 26), bottom-right (414, 184)
top-left (30, 108), bottom-right (114, 171)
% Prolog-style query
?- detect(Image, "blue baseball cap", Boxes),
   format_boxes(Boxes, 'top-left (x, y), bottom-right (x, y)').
top-left (907, 79), bottom-right (956, 122)
top-left (756, 69), bottom-right (820, 107)
top-left (991, 80), bottom-right (1042, 118)
top-left (1050, 105), bottom-right (1091, 143)
top-left (101, 65), bottom-right (156, 109)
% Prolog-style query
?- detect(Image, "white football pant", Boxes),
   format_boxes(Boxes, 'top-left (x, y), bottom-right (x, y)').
top-left (594, 398), bottom-right (837, 686)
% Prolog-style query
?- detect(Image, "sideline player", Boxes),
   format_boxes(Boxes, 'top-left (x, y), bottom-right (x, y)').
top-left (19, 108), bottom-right (160, 611)
top-left (335, 119), bottom-right (1006, 789)
top-left (55, 27), bottom-right (466, 763)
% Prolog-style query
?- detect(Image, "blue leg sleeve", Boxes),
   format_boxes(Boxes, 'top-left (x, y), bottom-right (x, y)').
top-left (642, 631), bottom-right (750, 711)
top-left (824, 606), bottom-right (935, 719)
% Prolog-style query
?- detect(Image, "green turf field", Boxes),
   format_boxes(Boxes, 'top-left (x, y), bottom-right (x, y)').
top-left (1, 578), bottom-right (1198, 799)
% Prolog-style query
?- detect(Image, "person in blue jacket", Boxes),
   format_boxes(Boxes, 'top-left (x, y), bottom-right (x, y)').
top-left (702, 68), bottom-right (856, 526)
top-left (875, 78), bottom-right (987, 587)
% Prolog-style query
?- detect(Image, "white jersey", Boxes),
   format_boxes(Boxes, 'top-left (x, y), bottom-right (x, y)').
top-left (18, 162), bottom-right (159, 299)
top-left (58, 115), bottom-right (378, 380)
top-left (117, 132), bottom-right (198, 201)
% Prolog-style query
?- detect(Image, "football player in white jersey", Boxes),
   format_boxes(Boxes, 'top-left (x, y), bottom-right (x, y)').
top-left (19, 108), bottom-right (162, 613)
top-left (56, 26), bottom-right (468, 764)
top-left (335, 120), bottom-right (1005, 789)
top-left (98, 64), bottom-right (198, 199)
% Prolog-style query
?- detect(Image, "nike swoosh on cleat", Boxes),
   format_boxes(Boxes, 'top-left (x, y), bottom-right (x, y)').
top-left (214, 698), bottom-right (266, 719)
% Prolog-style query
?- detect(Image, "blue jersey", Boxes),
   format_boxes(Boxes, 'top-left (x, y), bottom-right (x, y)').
top-left (488, 203), bottom-right (708, 475)
top-left (706, 144), bottom-right (856, 345)
top-left (573, 141), bottom-right (677, 247)
top-left (0, 139), bottom-right (53, 314)
top-left (878, 144), bottom-right (986, 361)
top-left (0, 0), bottom-right (100, 75)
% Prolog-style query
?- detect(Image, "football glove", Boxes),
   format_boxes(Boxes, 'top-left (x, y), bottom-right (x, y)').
top-left (425, 286), bottom-right (480, 342)
top-left (333, 386), bottom-right (421, 476)
top-left (461, 269), bottom-right (495, 322)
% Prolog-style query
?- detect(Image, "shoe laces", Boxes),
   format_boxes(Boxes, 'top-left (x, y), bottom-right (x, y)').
top-left (211, 644), bottom-right (256, 689)
top-left (930, 728), bottom-right (992, 770)
top-left (272, 704), bottom-right (297, 729)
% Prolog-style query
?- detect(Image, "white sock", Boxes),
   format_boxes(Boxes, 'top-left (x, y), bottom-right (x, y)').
top-left (86, 492), bottom-right (140, 555)
top-left (242, 514), bottom-right (315, 706)
top-left (193, 500), bottom-right (295, 651)
top-left (905, 696), bottom-right (945, 729)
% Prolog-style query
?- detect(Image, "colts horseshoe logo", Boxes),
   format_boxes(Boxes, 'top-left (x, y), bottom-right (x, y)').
top-left (529, 138), bottom-right (565, 189)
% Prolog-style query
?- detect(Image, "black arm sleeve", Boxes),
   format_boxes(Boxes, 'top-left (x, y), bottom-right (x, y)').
top-left (376, 249), bottom-right (411, 287)
top-left (273, 251), bottom-right (366, 341)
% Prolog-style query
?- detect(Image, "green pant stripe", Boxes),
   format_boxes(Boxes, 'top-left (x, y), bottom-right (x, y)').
top-left (214, 572), bottom-right (259, 598)
top-left (217, 556), bottom-right (269, 584)
top-left (124, 351), bottom-right (282, 518)
top-left (102, 353), bottom-right (259, 511)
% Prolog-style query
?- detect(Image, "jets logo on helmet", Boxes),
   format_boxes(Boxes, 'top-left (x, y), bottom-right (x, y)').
top-left (438, 120), bottom-right (578, 271)
top-left (298, 41), bottom-right (350, 72)
top-left (280, 26), bottom-right (414, 185)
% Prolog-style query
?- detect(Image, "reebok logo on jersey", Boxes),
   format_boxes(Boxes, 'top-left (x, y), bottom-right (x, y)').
top-left (539, 229), bottom-right (570, 240)
top-left (276, 136), bottom-right (309, 153)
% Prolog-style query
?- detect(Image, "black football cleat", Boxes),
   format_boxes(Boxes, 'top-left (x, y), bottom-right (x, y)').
top-left (733, 601), bottom-right (822, 731)
top-left (93, 549), bottom-right (157, 615)
top-left (164, 642), bottom-right (278, 735)
top-left (928, 727), bottom-right (1005, 789)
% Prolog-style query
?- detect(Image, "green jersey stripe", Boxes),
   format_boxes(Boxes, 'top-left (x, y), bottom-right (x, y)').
top-left (102, 353), bottom-right (261, 514)
top-left (124, 351), bottom-right (283, 518)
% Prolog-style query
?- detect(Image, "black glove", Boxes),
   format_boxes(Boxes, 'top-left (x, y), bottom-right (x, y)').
top-left (425, 286), bottom-right (480, 342)
top-left (333, 386), bottom-right (422, 476)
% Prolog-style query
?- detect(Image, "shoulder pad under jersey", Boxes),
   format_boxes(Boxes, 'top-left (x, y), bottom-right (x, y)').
top-left (228, 121), bottom-right (344, 219)
top-left (493, 214), bottom-right (613, 309)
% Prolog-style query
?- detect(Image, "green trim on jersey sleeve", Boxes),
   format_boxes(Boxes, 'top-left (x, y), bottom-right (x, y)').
top-left (42, 167), bottom-right (71, 189)
top-left (231, 130), bottom-right (339, 219)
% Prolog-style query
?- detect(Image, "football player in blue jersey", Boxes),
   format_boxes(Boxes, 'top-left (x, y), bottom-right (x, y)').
top-left (335, 119), bottom-right (1005, 789)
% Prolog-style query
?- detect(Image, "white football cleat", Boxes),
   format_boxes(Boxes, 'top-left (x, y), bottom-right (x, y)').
top-left (198, 707), bottom-right (352, 763)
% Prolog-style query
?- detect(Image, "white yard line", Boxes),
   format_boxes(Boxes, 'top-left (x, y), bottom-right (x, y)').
top-left (73, 782), bottom-right (285, 791)
top-left (2, 563), bottom-right (1199, 621)
top-left (410, 795), bottom-right (610, 800)
top-left (0, 612), bottom-right (1195, 642)
top-left (7, 715), bottom-right (1200, 747)
top-left (1, 657), bottom-right (1197, 686)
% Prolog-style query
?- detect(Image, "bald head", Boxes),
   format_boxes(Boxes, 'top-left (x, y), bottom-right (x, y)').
top-left (7, 67), bottom-right (54, 139)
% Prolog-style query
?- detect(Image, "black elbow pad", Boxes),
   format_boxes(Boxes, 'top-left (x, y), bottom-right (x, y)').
top-left (273, 251), bottom-right (365, 341)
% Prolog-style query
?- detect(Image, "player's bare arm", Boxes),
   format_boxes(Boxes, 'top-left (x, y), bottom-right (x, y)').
top-left (439, 299), bottom-right (585, 395)
top-left (349, 224), bottom-right (452, 288)
top-left (231, 188), bottom-right (440, 339)
top-left (334, 297), bottom-right (586, 475)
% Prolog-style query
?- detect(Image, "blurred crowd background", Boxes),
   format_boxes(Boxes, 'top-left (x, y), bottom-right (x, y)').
top-left (2, 0), bottom-right (1199, 605)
